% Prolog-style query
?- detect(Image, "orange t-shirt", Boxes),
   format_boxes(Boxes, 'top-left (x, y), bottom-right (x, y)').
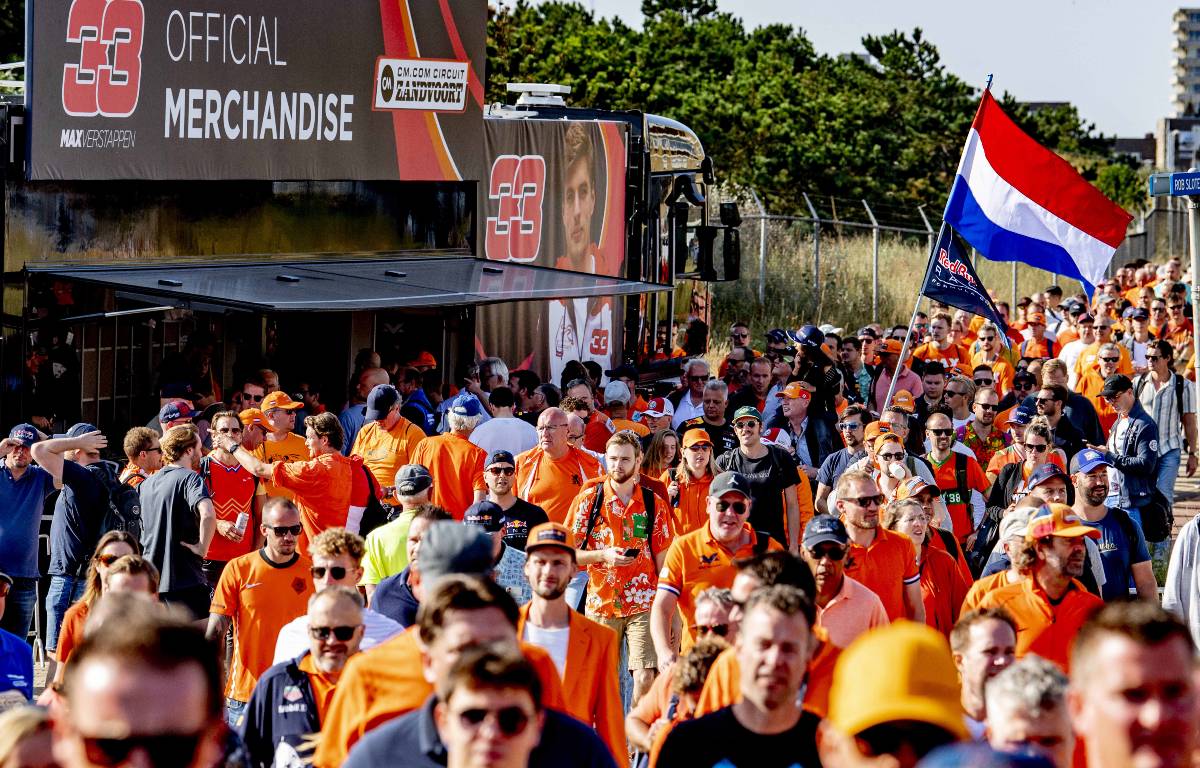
top-left (927, 453), bottom-right (990, 542)
top-left (1078, 370), bottom-right (1118, 436)
top-left (969, 353), bottom-right (1015, 395)
top-left (1075, 342), bottom-right (1133, 381)
top-left (920, 545), bottom-right (970, 636)
top-left (842, 527), bottom-right (920, 621)
top-left (977, 577), bottom-right (1103, 670)
top-left (568, 479), bottom-right (674, 619)
top-left (611, 417), bottom-right (650, 437)
top-left (271, 452), bottom-right (363, 553)
top-left (961, 569), bottom-right (1017, 614)
top-left (202, 456), bottom-right (262, 563)
top-left (1163, 319), bottom-right (1195, 350)
top-left (410, 432), bottom-right (487, 517)
top-left (298, 653), bottom-right (339, 723)
top-left (210, 550), bottom-right (314, 702)
top-left (1018, 337), bottom-right (1055, 360)
top-left (629, 664), bottom-right (680, 728)
top-left (350, 416), bottom-right (426, 508)
top-left (55, 600), bottom-right (89, 665)
top-left (312, 627), bottom-right (565, 768)
top-left (694, 627), bottom-right (841, 719)
top-left (660, 468), bottom-right (712, 537)
top-left (913, 340), bottom-right (971, 374)
top-left (255, 432), bottom-right (309, 500)
top-left (657, 524), bottom-right (782, 651)
top-left (515, 446), bottom-right (603, 524)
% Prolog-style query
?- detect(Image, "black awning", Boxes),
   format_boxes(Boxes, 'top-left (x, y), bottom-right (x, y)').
top-left (29, 255), bottom-right (668, 312)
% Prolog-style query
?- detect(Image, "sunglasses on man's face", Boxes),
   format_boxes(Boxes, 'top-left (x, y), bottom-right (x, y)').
top-left (1170, 304), bottom-right (1185, 311)
top-left (808, 544), bottom-right (847, 561)
top-left (311, 566), bottom-right (348, 580)
top-left (928, 428), bottom-right (953, 437)
top-left (974, 379), bottom-right (993, 386)
top-left (1146, 354), bottom-right (1162, 362)
top-left (878, 451), bottom-right (906, 462)
top-left (1099, 357), bottom-right (1119, 364)
top-left (241, 392), bottom-right (264, 402)
top-left (81, 731), bottom-right (204, 768)
top-left (715, 500), bottom-right (748, 515)
top-left (308, 625), bottom-right (360, 642)
top-left (975, 403), bottom-right (999, 412)
top-left (978, 336), bottom-right (995, 342)
top-left (269, 524), bottom-right (303, 537)
top-left (455, 706), bottom-right (533, 737)
top-left (837, 421), bottom-right (862, 431)
top-left (1013, 381), bottom-right (1034, 390)
top-left (1035, 397), bottom-right (1057, 407)
top-left (486, 466), bottom-right (516, 476)
top-left (692, 623), bottom-right (730, 638)
top-left (845, 494), bottom-right (886, 508)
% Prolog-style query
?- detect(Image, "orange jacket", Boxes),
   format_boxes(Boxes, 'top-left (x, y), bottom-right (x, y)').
top-left (517, 606), bottom-right (627, 767)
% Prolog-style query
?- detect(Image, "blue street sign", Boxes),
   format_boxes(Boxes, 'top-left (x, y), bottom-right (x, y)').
top-left (1149, 171), bottom-right (1200, 197)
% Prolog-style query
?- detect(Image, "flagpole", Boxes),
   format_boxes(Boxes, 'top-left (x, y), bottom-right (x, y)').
top-left (882, 222), bottom-right (945, 413)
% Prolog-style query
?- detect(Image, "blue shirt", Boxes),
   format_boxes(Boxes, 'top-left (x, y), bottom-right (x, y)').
top-left (0, 463), bottom-right (54, 578)
top-left (339, 404), bottom-right (367, 456)
top-left (0, 628), bottom-right (33, 706)
top-left (1083, 507), bottom-right (1151, 601)
top-left (49, 460), bottom-right (112, 578)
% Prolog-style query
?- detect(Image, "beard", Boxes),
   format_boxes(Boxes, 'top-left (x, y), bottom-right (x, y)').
top-left (533, 579), bottom-right (569, 601)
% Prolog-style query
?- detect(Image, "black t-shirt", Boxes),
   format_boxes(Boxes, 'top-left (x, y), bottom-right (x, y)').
top-left (138, 465), bottom-right (210, 593)
top-left (657, 706), bottom-right (822, 768)
top-left (49, 460), bottom-right (111, 577)
top-left (463, 498), bottom-right (550, 551)
top-left (715, 446), bottom-right (800, 543)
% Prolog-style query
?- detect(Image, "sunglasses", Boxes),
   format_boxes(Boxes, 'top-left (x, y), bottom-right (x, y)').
top-left (808, 544), bottom-right (847, 561)
top-left (308, 624), bottom-right (360, 641)
top-left (1146, 354), bottom-right (1161, 361)
top-left (836, 421), bottom-right (862, 431)
top-left (731, 332), bottom-right (749, 339)
top-left (1024, 443), bottom-right (1049, 453)
top-left (145, 446), bottom-right (162, 453)
top-left (975, 403), bottom-right (998, 412)
top-left (1170, 304), bottom-right (1185, 310)
top-left (692, 623), bottom-right (730, 637)
top-left (81, 732), bottom-right (204, 768)
top-left (945, 390), bottom-right (966, 398)
top-left (928, 428), bottom-right (953, 437)
top-left (878, 451), bottom-right (906, 462)
top-left (242, 392), bottom-right (264, 402)
top-left (973, 379), bottom-right (993, 386)
top-left (1035, 397), bottom-right (1057, 406)
top-left (456, 706), bottom-right (532, 736)
top-left (715, 500), bottom-right (748, 515)
top-left (733, 420), bottom-right (758, 430)
top-left (978, 336), bottom-right (996, 342)
top-left (1099, 357), bottom-right (1119, 364)
top-left (269, 524), bottom-right (303, 537)
top-left (846, 493), bottom-right (885, 508)
top-left (215, 427), bottom-right (242, 434)
top-left (96, 553), bottom-right (124, 566)
top-left (311, 566), bottom-right (348, 580)
top-left (1013, 381), bottom-right (1034, 390)
top-left (1153, 307), bottom-right (1167, 313)
top-left (486, 466), bottom-right (516, 476)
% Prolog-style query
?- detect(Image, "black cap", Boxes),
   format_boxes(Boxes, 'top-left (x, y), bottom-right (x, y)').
top-left (486, 450), bottom-right (515, 468)
top-left (802, 515), bottom-right (849, 548)
top-left (605, 363), bottom-right (638, 381)
top-left (709, 471), bottom-right (751, 498)
top-left (857, 326), bottom-right (879, 339)
top-left (1100, 374), bottom-right (1133, 399)
top-left (394, 464), bottom-right (433, 496)
top-left (464, 501), bottom-right (504, 533)
top-left (364, 384), bottom-right (401, 421)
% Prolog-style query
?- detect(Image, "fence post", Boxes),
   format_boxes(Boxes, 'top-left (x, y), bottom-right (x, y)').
top-left (802, 192), bottom-right (820, 318)
top-left (747, 187), bottom-right (767, 305)
top-left (862, 199), bottom-right (880, 323)
top-left (916, 204), bottom-right (935, 256)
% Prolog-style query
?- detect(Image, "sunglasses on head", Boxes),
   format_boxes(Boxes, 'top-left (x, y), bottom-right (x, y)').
top-left (311, 565), bottom-right (348, 580)
top-left (269, 524), bottom-right (303, 537)
top-left (692, 623), bottom-right (730, 637)
top-left (81, 732), bottom-right (204, 768)
top-left (715, 500), bottom-right (748, 515)
top-left (456, 706), bottom-right (532, 736)
top-left (486, 466), bottom-right (516, 476)
top-left (808, 544), bottom-right (847, 561)
top-left (308, 625), bottom-right (359, 642)
top-left (846, 493), bottom-right (885, 508)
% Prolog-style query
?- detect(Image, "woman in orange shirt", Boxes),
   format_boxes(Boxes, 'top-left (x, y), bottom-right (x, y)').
top-left (664, 429), bottom-right (716, 536)
top-left (51, 530), bottom-right (140, 677)
top-left (884, 498), bottom-right (970, 637)
top-left (643, 429), bottom-right (680, 478)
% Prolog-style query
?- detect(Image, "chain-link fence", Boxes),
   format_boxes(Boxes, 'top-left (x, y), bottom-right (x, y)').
top-left (712, 188), bottom-right (1175, 337)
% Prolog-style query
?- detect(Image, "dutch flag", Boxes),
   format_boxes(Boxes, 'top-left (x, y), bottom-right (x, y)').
top-left (944, 90), bottom-right (1132, 294)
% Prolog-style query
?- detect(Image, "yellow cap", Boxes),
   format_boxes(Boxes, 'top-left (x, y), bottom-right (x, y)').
top-left (827, 621), bottom-right (968, 740)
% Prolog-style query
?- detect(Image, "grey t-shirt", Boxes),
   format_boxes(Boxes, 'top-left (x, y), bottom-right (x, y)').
top-left (138, 465), bottom-right (210, 593)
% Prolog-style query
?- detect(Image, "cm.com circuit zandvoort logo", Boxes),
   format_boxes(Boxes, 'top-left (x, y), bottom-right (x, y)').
top-left (59, 0), bottom-right (144, 148)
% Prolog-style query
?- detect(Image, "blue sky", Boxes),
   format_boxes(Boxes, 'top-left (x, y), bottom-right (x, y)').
top-left (556, 0), bottom-right (1179, 138)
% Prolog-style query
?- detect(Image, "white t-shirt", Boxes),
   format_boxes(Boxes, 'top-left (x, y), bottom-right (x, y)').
top-left (671, 394), bottom-right (705, 429)
top-left (522, 623), bottom-right (571, 677)
top-left (470, 416), bottom-right (539, 458)
top-left (272, 608), bottom-right (403, 665)
top-left (1057, 340), bottom-right (1086, 388)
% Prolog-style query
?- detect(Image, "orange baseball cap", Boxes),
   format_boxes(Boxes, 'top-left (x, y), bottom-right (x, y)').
top-left (239, 408), bottom-right (267, 428)
top-left (409, 350), bottom-right (438, 369)
top-left (1027, 312), bottom-right (1047, 326)
top-left (260, 391), bottom-right (302, 412)
top-left (890, 390), bottom-right (915, 413)
top-left (863, 421), bottom-right (889, 443)
top-left (525, 522), bottom-right (575, 555)
top-left (879, 339), bottom-right (904, 356)
top-left (873, 433), bottom-right (902, 453)
top-left (775, 381), bottom-right (812, 400)
top-left (893, 476), bottom-right (940, 501)
top-left (681, 429), bottom-right (713, 449)
top-left (1024, 503), bottom-right (1101, 542)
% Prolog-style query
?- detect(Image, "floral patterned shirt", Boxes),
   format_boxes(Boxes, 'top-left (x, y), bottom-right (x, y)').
top-left (956, 422), bottom-right (1010, 467)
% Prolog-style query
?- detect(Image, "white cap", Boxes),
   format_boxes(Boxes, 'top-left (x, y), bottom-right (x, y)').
top-left (603, 380), bottom-right (632, 405)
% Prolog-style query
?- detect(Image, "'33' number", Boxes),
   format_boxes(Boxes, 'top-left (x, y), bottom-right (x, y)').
top-left (62, 0), bottom-right (144, 117)
top-left (485, 155), bottom-right (545, 263)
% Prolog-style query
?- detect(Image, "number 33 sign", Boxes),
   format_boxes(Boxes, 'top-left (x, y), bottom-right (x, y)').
top-left (61, 0), bottom-right (144, 117)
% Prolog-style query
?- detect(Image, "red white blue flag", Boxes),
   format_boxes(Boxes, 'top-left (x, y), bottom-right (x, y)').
top-left (944, 90), bottom-right (1132, 293)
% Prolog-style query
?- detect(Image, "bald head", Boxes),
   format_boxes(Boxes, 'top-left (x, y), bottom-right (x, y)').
top-left (537, 407), bottom-right (570, 457)
top-left (357, 368), bottom-right (390, 400)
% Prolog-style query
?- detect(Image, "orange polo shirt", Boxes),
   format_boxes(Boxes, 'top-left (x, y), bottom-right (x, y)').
top-left (842, 527), bottom-right (920, 621)
top-left (312, 627), bottom-right (565, 768)
top-left (1079, 370), bottom-right (1118, 436)
top-left (977, 576), bottom-right (1103, 671)
top-left (657, 523), bottom-right (782, 651)
top-left (350, 416), bottom-right (426, 507)
top-left (298, 653), bottom-right (339, 723)
top-left (660, 468), bottom-right (712, 537)
top-left (515, 446), bottom-right (603, 524)
top-left (410, 432), bottom-right (487, 517)
top-left (961, 569), bottom-right (1018, 614)
top-left (693, 627), bottom-right (840, 719)
top-left (210, 550), bottom-right (314, 703)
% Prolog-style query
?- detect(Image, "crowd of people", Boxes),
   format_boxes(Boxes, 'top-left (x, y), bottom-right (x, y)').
top-left (3, 257), bottom-right (1200, 768)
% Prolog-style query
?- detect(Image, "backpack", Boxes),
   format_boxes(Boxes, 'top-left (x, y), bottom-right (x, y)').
top-left (574, 483), bottom-right (660, 614)
top-left (96, 461), bottom-right (142, 541)
top-left (357, 466), bottom-right (390, 538)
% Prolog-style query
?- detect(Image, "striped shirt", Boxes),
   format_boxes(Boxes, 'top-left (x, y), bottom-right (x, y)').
top-left (1136, 372), bottom-right (1195, 455)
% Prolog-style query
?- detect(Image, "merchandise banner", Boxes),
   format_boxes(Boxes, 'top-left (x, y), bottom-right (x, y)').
top-left (477, 118), bottom-right (629, 383)
top-left (28, 0), bottom-right (485, 180)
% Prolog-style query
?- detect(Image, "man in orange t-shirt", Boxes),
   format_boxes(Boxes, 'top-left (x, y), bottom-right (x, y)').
top-left (253, 391), bottom-right (308, 500)
top-left (410, 395), bottom-right (487, 517)
top-left (651, 471), bottom-right (782, 665)
top-left (313, 564), bottom-right (565, 768)
top-left (925, 412), bottom-right (990, 542)
top-left (913, 312), bottom-right (971, 375)
top-left (978, 503), bottom-right (1103, 671)
top-left (206, 497), bottom-right (314, 727)
top-left (350, 383), bottom-right (425, 508)
top-left (836, 470), bottom-right (923, 622)
top-left (219, 411), bottom-right (371, 553)
top-left (516, 407), bottom-right (603, 523)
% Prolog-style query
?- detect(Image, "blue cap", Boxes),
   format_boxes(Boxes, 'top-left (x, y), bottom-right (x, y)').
top-left (803, 514), bottom-right (848, 548)
top-left (450, 394), bottom-right (486, 418)
top-left (792, 324), bottom-right (825, 348)
top-left (464, 500), bottom-right (504, 533)
top-left (157, 400), bottom-right (194, 424)
top-left (1008, 405), bottom-right (1035, 427)
top-left (487, 450), bottom-right (515, 468)
top-left (7, 423), bottom-right (38, 447)
top-left (364, 384), bottom-right (401, 421)
top-left (1022, 463), bottom-right (1067, 493)
top-left (65, 422), bottom-right (99, 438)
top-left (1071, 447), bottom-right (1112, 474)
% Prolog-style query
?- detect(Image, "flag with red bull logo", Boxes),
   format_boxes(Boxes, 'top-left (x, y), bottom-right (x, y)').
top-left (920, 222), bottom-right (1011, 347)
